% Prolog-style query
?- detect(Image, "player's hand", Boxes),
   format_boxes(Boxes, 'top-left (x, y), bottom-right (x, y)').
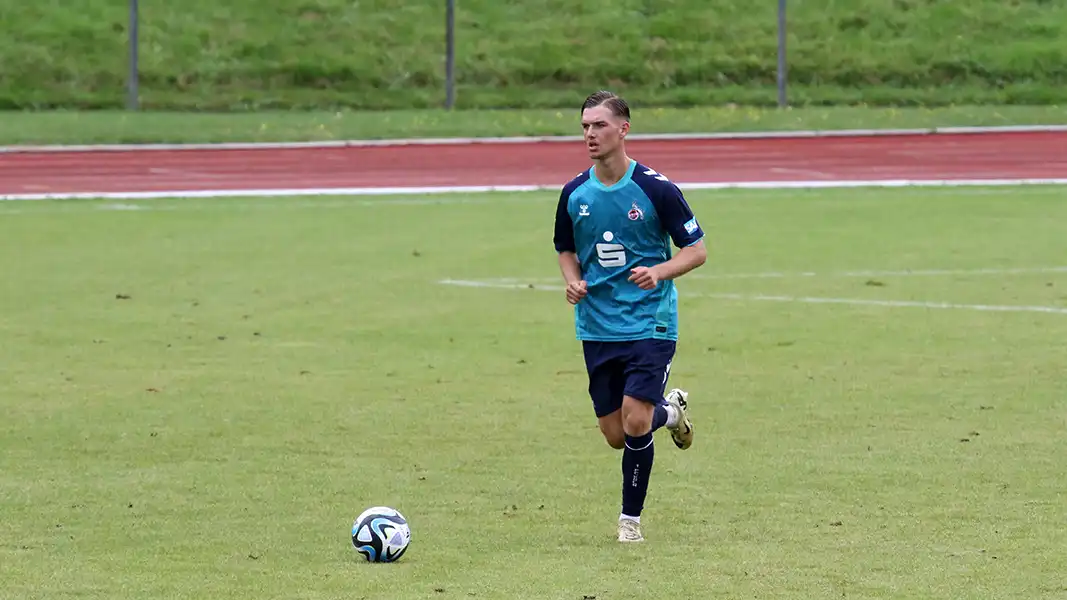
top-left (565, 280), bottom-right (588, 304)
top-left (628, 266), bottom-right (660, 290)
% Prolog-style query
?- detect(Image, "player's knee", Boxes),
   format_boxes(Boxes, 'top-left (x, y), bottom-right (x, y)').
top-left (622, 407), bottom-right (653, 437)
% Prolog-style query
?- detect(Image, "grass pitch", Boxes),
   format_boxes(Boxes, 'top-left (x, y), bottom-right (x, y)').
top-left (2, 185), bottom-right (1067, 599)
top-left (2, 104), bottom-right (1066, 146)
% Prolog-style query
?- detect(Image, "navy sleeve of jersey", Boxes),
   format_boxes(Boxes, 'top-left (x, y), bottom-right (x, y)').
top-left (633, 165), bottom-right (705, 248)
top-left (553, 172), bottom-right (587, 253)
top-left (553, 188), bottom-right (575, 253)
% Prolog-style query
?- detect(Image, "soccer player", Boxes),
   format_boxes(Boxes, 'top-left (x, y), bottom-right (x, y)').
top-left (552, 90), bottom-right (708, 543)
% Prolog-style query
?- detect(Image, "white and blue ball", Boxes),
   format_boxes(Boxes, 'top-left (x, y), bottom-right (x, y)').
top-left (351, 506), bottom-right (411, 563)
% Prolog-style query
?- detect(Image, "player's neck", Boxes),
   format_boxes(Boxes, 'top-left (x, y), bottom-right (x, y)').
top-left (593, 151), bottom-right (632, 187)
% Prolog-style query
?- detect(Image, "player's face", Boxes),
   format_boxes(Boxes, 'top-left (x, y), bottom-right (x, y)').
top-left (581, 105), bottom-right (629, 160)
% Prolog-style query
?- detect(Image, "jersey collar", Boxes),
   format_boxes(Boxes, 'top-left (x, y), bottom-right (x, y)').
top-left (588, 159), bottom-right (637, 192)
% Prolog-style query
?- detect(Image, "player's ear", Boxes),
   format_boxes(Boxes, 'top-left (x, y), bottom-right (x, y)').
top-left (620, 120), bottom-right (630, 137)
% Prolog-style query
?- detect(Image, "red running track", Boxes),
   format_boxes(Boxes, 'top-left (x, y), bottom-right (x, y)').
top-left (1, 131), bottom-right (1066, 195)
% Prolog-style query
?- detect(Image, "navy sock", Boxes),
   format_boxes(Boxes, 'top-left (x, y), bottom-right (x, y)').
top-left (651, 402), bottom-right (669, 432)
top-left (621, 430), bottom-right (655, 518)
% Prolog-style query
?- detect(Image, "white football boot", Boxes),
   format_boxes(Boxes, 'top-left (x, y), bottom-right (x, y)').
top-left (665, 388), bottom-right (694, 450)
top-left (617, 517), bottom-right (644, 542)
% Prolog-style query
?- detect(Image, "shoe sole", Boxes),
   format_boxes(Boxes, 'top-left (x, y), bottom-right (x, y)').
top-left (668, 390), bottom-right (694, 450)
top-left (671, 418), bottom-right (693, 450)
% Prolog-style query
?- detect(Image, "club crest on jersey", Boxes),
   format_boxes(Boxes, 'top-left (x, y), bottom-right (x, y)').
top-left (627, 202), bottom-right (644, 221)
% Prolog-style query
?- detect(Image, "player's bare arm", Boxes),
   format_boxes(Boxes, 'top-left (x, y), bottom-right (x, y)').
top-left (628, 239), bottom-right (707, 290)
top-left (558, 251), bottom-right (588, 304)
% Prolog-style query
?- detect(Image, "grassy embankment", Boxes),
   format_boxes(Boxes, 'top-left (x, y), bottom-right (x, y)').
top-left (4, 0), bottom-right (1066, 110)
top-left (1, 1), bottom-right (1064, 143)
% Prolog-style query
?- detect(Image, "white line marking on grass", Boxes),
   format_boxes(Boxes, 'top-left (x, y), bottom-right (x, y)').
top-left (0, 184), bottom-right (549, 202)
top-left (3, 177), bottom-right (1067, 202)
top-left (707, 293), bottom-right (1067, 315)
top-left (440, 279), bottom-right (566, 292)
top-left (689, 266), bottom-right (1067, 280)
top-left (97, 203), bottom-right (149, 211)
top-left (486, 266), bottom-right (1067, 284)
top-left (4, 124), bottom-right (1067, 153)
top-left (671, 178), bottom-right (1067, 190)
top-left (437, 279), bottom-right (1067, 316)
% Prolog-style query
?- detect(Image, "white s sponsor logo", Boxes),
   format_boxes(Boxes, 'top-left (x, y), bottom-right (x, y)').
top-left (596, 243), bottom-right (626, 267)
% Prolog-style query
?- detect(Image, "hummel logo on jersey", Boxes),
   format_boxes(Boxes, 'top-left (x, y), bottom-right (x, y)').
top-left (643, 168), bottom-right (669, 182)
top-left (579, 204), bottom-right (590, 216)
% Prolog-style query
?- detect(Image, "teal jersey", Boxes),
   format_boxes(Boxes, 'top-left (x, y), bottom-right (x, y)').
top-left (553, 159), bottom-right (706, 342)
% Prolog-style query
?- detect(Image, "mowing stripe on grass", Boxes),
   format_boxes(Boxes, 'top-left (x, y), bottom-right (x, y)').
top-left (4, 177), bottom-right (1067, 202)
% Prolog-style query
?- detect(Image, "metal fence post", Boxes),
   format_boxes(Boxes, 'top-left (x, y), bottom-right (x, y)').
top-left (445, 0), bottom-right (455, 109)
top-left (776, 0), bottom-right (787, 107)
top-left (127, 0), bottom-right (140, 110)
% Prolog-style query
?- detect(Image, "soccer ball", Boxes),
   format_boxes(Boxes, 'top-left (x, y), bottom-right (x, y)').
top-left (350, 506), bottom-right (411, 563)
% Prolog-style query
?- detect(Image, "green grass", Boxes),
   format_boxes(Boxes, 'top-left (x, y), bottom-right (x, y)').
top-left (3, 185), bottom-right (1067, 599)
top-left (2, 0), bottom-right (1067, 111)
top-left (3, 105), bottom-right (1067, 145)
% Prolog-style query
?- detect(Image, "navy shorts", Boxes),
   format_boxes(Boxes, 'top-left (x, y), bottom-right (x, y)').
top-left (581, 338), bottom-right (677, 418)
